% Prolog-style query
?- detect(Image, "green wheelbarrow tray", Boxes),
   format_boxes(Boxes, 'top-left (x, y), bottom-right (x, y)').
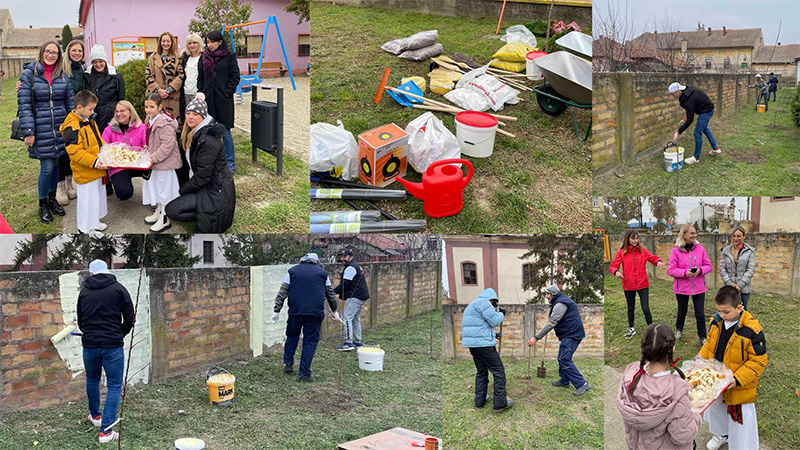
top-left (533, 83), bottom-right (592, 142)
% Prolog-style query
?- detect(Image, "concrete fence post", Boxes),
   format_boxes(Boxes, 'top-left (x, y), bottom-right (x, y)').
top-left (792, 234), bottom-right (800, 298)
top-left (148, 270), bottom-right (168, 384)
top-left (442, 305), bottom-right (455, 359)
top-left (618, 73), bottom-right (635, 163)
top-left (370, 264), bottom-right (379, 328)
top-left (406, 263), bottom-right (414, 319)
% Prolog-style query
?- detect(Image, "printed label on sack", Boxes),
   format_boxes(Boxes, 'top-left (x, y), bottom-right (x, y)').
top-left (313, 189), bottom-right (343, 198)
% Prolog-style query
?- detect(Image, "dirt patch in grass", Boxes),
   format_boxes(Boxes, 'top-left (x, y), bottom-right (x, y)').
top-left (509, 375), bottom-right (544, 401)
top-left (288, 386), bottom-right (359, 414)
top-left (727, 147), bottom-right (768, 164)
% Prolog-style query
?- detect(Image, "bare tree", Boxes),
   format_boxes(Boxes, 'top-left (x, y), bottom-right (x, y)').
top-left (592, 0), bottom-right (640, 72)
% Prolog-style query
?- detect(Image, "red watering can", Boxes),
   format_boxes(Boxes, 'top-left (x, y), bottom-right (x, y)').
top-left (396, 159), bottom-right (473, 218)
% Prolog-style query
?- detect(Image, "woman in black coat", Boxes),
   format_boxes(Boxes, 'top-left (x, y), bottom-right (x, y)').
top-left (84, 45), bottom-right (125, 133)
top-left (197, 30), bottom-right (240, 172)
top-left (165, 98), bottom-right (235, 233)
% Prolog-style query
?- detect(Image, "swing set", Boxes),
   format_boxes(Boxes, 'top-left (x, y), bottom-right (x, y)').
top-left (222, 16), bottom-right (297, 104)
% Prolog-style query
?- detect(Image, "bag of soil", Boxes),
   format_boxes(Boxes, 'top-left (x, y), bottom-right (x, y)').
top-left (381, 30), bottom-right (438, 55)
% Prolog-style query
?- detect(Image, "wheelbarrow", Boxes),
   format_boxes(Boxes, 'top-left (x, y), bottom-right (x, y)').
top-left (532, 51), bottom-right (592, 141)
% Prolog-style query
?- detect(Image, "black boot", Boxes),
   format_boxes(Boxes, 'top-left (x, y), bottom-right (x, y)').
top-left (106, 182), bottom-right (114, 197)
top-left (47, 191), bottom-right (65, 216)
top-left (39, 198), bottom-right (53, 223)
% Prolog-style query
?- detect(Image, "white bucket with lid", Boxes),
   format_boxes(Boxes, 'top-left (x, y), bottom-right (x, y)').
top-left (357, 346), bottom-right (385, 371)
top-left (454, 111), bottom-right (498, 158)
top-left (526, 51), bottom-right (548, 81)
top-left (175, 438), bottom-right (206, 450)
top-left (663, 147), bottom-right (685, 172)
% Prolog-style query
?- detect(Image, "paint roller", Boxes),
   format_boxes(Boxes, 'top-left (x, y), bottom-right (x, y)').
top-left (50, 324), bottom-right (78, 345)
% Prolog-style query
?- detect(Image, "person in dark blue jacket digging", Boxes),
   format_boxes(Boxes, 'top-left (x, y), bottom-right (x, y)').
top-left (528, 285), bottom-right (591, 396)
top-left (271, 253), bottom-right (340, 382)
top-left (461, 288), bottom-right (513, 412)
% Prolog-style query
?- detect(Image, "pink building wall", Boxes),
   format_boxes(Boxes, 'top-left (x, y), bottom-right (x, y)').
top-left (81, 0), bottom-right (308, 74)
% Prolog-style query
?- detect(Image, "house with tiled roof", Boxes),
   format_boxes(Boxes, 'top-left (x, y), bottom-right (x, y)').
top-left (752, 44), bottom-right (800, 83)
top-left (593, 35), bottom-right (695, 72)
top-left (630, 27), bottom-right (764, 74)
top-left (1, 19), bottom-right (82, 58)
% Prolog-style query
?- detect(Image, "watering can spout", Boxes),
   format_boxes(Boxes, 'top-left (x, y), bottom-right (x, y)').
top-left (396, 177), bottom-right (426, 201)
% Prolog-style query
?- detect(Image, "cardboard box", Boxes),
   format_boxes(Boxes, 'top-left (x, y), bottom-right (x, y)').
top-left (358, 123), bottom-right (408, 187)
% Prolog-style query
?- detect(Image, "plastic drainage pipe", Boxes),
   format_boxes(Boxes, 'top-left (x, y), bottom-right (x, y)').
top-left (310, 220), bottom-right (428, 234)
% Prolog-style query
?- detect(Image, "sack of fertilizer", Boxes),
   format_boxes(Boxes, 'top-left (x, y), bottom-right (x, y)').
top-left (399, 43), bottom-right (443, 62)
top-left (381, 30), bottom-right (438, 55)
top-left (457, 66), bottom-right (520, 111)
top-left (444, 88), bottom-right (492, 112)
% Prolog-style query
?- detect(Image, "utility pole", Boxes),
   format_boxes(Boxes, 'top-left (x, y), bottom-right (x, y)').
top-left (699, 199), bottom-right (706, 231)
top-left (746, 197), bottom-right (751, 220)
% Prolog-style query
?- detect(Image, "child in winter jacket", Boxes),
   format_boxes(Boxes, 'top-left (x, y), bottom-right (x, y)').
top-left (610, 230), bottom-right (664, 339)
top-left (697, 286), bottom-right (767, 450)
top-left (667, 224), bottom-right (713, 345)
top-left (617, 323), bottom-right (700, 450)
top-left (60, 90), bottom-right (108, 236)
top-left (142, 92), bottom-right (181, 233)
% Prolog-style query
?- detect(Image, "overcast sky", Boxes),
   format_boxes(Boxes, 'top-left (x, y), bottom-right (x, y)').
top-left (631, 197), bottom-right (750, 225)
top-left (593, 0), bottom-right (800, 46)
top-left (4, 0), bottom-right (82, 28)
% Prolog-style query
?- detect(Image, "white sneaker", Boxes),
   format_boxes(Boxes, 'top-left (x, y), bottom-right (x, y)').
top-left (98, 430), bottom-right (119, 443)
top-left (707, 435), bottom-right (728, 450)
top-left (709, 148), bottom-right (722, 156)
top-left (700, 338), bottom-right (707, 347)
top-left (675, 330), bottom-right (682, 341)
top-left (96, 222), bottom-right (107, 232)
top-left (88, 414), bottom-right (102, 427)
top-left (684, 156), bottom-right (699, 164)
top-left (149, 214), bottom-right (171, 233)
top-left (87, 229), bottom-right (104, 238)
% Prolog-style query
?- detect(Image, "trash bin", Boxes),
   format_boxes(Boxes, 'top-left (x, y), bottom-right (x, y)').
top-left (251, 84), bottom-right (284, 175)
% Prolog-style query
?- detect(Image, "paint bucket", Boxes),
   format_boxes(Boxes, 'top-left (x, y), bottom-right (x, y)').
top-left (454, 111), bottom-right (498, 158)
top-left (175, 438), bottom-right (206, 450)
top-left (526, 51), bottom-right (547, 81)
top-left (425, 436), bottom-right (439, 450)
top-left (357, 345), bottom-right (385, 371)
top-left (402, 76), bottom-right (427, 93)
top-left (663, 147), bottom-right (685, 172)
top-left (205, 366), bottom-right (235, 406)
top-left (757, 104), bottom-right (766, 113)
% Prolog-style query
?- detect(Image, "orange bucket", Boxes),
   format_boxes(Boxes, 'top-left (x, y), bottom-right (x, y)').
top-left (757, 104), bottom-right (766, 113)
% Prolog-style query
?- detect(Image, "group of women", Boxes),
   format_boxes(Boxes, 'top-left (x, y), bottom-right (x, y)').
top-left (16, 30), bottom-right (240, 232)
top-left (610, 225), bottom-right (756, 344)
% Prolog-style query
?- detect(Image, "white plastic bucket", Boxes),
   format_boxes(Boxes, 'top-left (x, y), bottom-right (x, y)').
top-left (357, 347), bottom-right (385, 371)
top-left (455, 112), bottom-right (498, 158)
top-left (526, 51), bottom-right (547, 81)
top-left (664, 147), bottom-right (685, 172)
top-left (175, 438), bottom-right (206, 450)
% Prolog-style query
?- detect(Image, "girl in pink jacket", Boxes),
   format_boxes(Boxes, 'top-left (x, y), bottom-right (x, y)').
top-left (101, 101), bottom-right (147, 202)
top-left (142, 92), bottom-right (181, 233)
top-left (667, 224), bottom-right (713, 346)
top-left (617, 323), bottom-right (700, 450)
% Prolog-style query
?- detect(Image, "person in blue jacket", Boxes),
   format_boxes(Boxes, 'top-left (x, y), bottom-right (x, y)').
top-left (271, 253), bottom-right (340, 382)
top-left (18, 41), bottom-right (75, 223)
top-left (528, 285), bottom-right (591, 396)
top-left (461, 288), bottom-right (513, 412)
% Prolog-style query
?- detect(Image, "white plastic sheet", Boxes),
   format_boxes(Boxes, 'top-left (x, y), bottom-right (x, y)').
top-left (405, 112), bottom-right (461, 172)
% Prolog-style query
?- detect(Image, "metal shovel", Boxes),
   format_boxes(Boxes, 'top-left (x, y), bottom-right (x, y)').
top-left (537, 335), bottom-right (548, 378)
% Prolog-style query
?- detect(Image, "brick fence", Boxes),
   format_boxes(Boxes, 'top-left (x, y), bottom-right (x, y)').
top-left (592, 73), bottom-right (757, 173)
top-left (606, 233), bottom-right (800, 297)
top-left (442, 303), bottom-right (604, 360)
top-left (0, 261), bottom-right (441, 411)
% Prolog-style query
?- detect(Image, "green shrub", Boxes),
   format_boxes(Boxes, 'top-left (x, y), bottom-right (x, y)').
top-left (791, 82), bottom-right (800, 128)
top-left (116, 59), bottom-right (149, 116)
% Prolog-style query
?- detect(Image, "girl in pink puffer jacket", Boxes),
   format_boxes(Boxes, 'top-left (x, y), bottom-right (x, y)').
top-left (617, 323), bottom-right (700, 450)
top-left (667, 224), bottom-right (713, 345)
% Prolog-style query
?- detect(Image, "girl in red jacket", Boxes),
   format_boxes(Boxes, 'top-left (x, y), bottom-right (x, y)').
top-left (610, 230), bottom-right (664, 339)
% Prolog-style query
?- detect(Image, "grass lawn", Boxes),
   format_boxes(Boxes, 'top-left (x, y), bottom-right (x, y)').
top-left (310, 3), bottom-right (592, 233)
top-left (0, 78), bottom-right (309, 233)
top-left (0, 311), bottom-right (442, 450)
top-left (594, 87), bottom-right (800, 196)
top-left (604, 273), bottom-right (800, 450)
top-left (443, 357), bottom-right (604, 449)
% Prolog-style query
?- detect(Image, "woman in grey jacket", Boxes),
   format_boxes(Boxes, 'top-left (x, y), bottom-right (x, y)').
top-left (719, 227), bottom-right (755, 309)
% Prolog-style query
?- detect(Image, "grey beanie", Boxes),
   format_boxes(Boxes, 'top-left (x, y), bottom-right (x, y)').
top-left (186, 97), bottom-right (208, 118)
top-left (545, 285), bottom-right (560, 296)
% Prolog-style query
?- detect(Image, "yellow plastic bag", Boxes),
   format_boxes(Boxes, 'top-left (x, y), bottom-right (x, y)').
top-left (489, 58), bottom-right (526, 72)
top-left (492, 42), bottom-right (534, 62)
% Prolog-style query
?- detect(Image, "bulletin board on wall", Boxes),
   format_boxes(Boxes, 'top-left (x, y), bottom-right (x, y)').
top-left (111, 36), bottom-right (147, 66)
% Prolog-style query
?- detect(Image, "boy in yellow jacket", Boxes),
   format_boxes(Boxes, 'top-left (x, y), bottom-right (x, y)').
top-left (698, 285), bottom-right (767, 450)
top-left (60, 90), bottom-right (108, 236)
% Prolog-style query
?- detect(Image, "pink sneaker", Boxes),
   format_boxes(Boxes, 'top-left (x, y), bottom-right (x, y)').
top-left (709, 148), bottom-right (721, 156)
top-left (98, 430), bottom-right (119, 443)
top-left (88, 414), bottom-right (102, 427)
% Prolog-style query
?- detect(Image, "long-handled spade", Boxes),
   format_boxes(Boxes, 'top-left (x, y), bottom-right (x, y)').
top-left (537, 335), bottom-right (548, 379)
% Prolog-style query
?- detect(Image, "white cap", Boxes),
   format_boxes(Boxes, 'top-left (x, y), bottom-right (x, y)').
top-left (88, 259), bottom-right (110, 275)
top-left (668, 82), bottom-right (686, 93)
top-left (89, 44), bottom-right (108, 64)
top-left (755, 73), bottom-right (762, 78)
